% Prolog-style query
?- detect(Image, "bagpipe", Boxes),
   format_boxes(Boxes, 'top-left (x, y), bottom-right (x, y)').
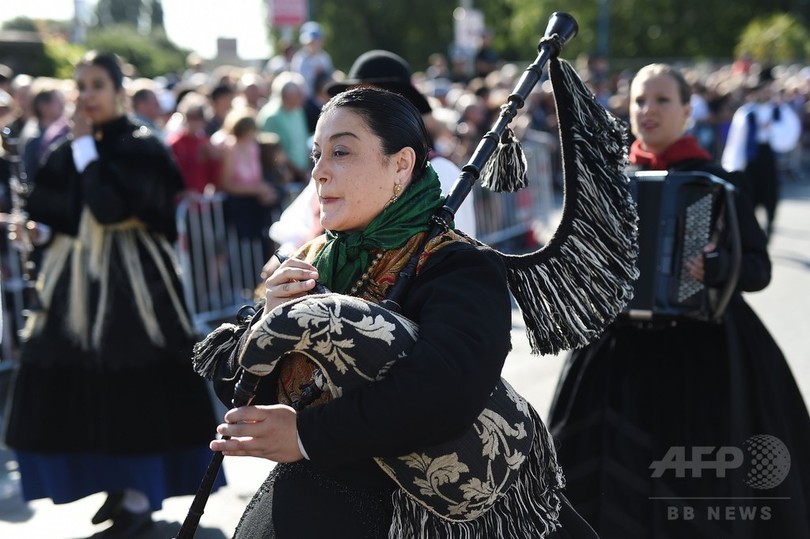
top-left (623, 170), bottom-right (740, 322)
top-left (177, 11), bottom-right (639, 539)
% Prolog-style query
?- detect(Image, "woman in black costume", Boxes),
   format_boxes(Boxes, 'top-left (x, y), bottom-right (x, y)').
top-left (3, 51), bottom-right (225, 536)
top-left (202, 86), bottom-right (600, 538)
top-left (548, 63), bottom-right (810, 538)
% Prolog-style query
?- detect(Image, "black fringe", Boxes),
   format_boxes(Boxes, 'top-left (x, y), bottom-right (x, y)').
top-left (496, 56), bottom-right (639, 355)
top-left (480, 126), bottom-right (529, 193)
top-left (193, 303), bottom-right (262, 380)
top-left (192, 322), bottom-right (242, 380)
top-left (387, 406), bottom-right (564, 538)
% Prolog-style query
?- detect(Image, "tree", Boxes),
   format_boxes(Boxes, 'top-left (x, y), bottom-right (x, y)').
top-left (736, 13), bottom-right (810, 63)
top-left (267, 1), bottom-right (810, 75)
top-left (43, 37), bottom-right (87, 79)
top-left (1, 3), bottom-right (183, 79)
top-left (420, 0), bottom-right (808, 67)
top-left (96, 0), bottom-right (142, 28)
top-left (303, 0), bottom-right (458, 72)
top-left (150, 0), bottom-right (166, 31)
top-left (86, 24), bottom-right (187, 78)
top-left (95, 0), bottom-right (166, 33)
top-left (1, 17), bottom-right (39, 33)
top-left (88, 0), bottom-right (185, 78)
top-left (1, 17), bottom-right (78, 77)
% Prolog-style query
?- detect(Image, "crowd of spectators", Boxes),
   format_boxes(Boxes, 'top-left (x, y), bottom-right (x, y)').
top-left (2, 29), bottom-right (808, 211)
top-left (0, 25), bottom-right (808, 323)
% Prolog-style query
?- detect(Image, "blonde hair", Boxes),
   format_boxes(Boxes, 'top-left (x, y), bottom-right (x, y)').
top-left (633, 64), bottom-right (692, 105)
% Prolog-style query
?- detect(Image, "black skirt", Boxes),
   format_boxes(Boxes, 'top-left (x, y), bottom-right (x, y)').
top-left (548, 296), bottom-right (810, 538)
top-left (233, 460), bottom-right (600, 539)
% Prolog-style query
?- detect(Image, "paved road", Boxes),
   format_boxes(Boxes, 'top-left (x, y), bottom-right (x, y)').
top-left (1, 177), bottom-right (808, 539)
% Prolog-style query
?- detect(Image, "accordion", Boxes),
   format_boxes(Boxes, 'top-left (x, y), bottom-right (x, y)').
top-left (624, 171), bottom-right (741, 322)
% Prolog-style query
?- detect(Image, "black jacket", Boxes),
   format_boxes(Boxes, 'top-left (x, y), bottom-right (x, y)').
top-left (27, 115), bottom-right (183, 243)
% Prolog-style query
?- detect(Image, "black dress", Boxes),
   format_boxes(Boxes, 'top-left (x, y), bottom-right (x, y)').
top-left (547, 158), bottom-right (810, 538)
top-left (3, 116), bottom-right (225, 510)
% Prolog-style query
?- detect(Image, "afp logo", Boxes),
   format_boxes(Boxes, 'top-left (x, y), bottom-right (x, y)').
top-left (650, 434), bottom-right (791, 489)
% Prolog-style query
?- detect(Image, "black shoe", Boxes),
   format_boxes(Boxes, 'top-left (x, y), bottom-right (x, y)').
top-left (99, 509), bottom-right (154, 537)
top-left (91, 491), bottom-right (125, 524)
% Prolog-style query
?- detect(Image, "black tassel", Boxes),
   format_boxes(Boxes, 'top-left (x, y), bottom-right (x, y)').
top-left (495, 57), bottom-right (639, 355)
top-left (193, 304), bottom-right (261, 380)
top-left (480, 126), bottom-right (529, 193)
top-left (191, 323), bottom-right (242, 380)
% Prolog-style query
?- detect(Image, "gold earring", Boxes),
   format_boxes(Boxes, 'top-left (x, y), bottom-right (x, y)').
top-left (390, 183), bottom-right (402, 205)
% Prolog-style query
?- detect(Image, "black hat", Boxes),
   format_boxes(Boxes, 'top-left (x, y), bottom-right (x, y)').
top-left (327, 50), bottom-right (432, 114)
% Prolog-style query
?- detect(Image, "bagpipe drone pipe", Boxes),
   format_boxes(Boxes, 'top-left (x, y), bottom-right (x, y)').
top-left (177, 11), bottom-right (640, 539)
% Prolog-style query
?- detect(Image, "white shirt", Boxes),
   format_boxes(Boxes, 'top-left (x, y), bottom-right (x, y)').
top-left (721, 101), bottom-right (802, 172)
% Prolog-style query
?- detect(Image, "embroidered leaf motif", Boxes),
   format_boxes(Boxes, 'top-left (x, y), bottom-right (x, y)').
top-left (311, 337), bottom-right (355, 373)
top-left (447, 500), bottom-right (475, 517)
top-left (413, 477), bottom-right (437, 498)
top-left (350, 314), bottom-right (398, 342)
top-left (459, 477), bottom-right (495, 501)
top-left (477, 409), bottom-right (528, 459)
top-left (400, 453), bottom-right (432, 474)
top-left (400, 452), bottom-right (470, 500)
top-left (425, 453), bottom-right (470, 488)
top-left (455, 476), bottom-right (500, 516)
top-left (477, 418), bottom-right (502, 460)
top-left (289, 300), bottom-right (345, 335)
top-left (266, 299), bottom-right (405, 379)
top-left (505, 450), bottom-right (526, 470)
top-left (504, 380), bottom-right (531, 415)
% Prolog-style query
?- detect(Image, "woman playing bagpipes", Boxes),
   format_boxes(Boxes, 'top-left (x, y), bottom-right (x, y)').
top-left (211, 86), bottom-right (558, 538)
top-left (193, 17), bottom-right (639, 536)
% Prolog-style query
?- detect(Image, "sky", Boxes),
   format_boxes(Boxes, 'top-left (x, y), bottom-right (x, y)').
top-left (1, 0), bottom-right (274, 59)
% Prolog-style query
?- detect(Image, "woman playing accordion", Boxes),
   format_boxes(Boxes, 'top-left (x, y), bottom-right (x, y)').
top-left (548, 63), bottom-right (810, 539)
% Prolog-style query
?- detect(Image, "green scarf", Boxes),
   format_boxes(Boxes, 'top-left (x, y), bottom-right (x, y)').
top-left (313, 164), bottom-right (446, 294)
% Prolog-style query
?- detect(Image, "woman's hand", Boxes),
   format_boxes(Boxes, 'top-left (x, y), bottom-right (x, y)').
top-left (210, 405), bottom-right (303, 463)
top-left (262, 256), bottom-right (319, 312)
top-left (70, 101), bottom-right (92, 139)
top-left (685, 242), bottom-right (716, 282)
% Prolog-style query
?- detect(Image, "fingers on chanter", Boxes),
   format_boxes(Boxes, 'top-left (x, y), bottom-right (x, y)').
top-left (271, 263), bottom-right (319, 286)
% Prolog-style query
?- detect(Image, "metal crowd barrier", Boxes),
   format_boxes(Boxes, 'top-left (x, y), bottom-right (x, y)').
top-left (176, 192), bottom-right (267, 337)
top-left (174, 184), bottom-right (305, 337)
